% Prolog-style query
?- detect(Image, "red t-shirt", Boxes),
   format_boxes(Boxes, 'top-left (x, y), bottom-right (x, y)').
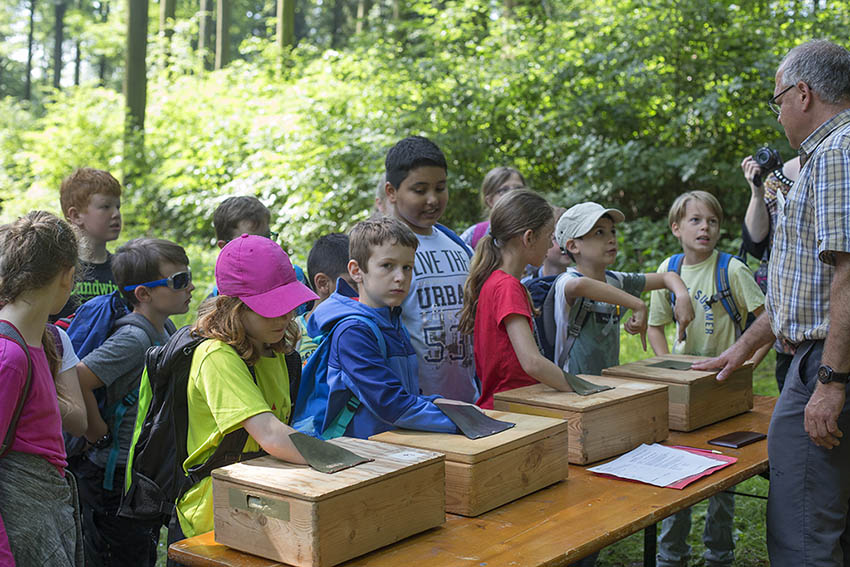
top-left (474, 270), bottom-right (538, 409)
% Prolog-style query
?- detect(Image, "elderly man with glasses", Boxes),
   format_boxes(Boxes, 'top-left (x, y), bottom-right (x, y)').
top-left (694, 39), bottom-right (850, 566)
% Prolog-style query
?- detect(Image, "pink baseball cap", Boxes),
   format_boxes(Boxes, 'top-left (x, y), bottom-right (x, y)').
top-left (216, 234), bottom-right (318, 318)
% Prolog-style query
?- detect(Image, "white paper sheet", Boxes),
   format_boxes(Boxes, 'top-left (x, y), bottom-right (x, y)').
top-left (587, 443), bottom-right (726, 487)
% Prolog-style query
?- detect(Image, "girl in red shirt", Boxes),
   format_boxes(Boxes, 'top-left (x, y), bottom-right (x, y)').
top-left (458, 190), bottom-right (572, 408)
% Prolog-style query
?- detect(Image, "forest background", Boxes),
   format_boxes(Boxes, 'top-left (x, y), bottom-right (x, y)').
top-left (2, 1), bottom-right (845, 564)
top-left (2, 0), bottom-right (850, 291)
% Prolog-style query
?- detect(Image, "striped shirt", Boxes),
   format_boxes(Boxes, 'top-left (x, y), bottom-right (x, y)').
top-left (766, 108), bottom-right (850, 343)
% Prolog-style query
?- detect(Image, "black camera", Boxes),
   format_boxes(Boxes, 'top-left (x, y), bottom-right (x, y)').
top-left (752, 147), bottom-right (783, 186)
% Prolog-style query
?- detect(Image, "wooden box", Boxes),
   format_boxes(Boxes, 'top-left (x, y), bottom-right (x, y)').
top-left (602, 354), bottom-right (753, 432)
top-left (212, 437), bottom-right (445, 567)
top-left (493, 376), bottom-right (669, 465)
top-left (370, 410), bottom-right (568, 517)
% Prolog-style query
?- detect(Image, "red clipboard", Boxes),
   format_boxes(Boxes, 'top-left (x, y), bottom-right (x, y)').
top-left (592, 445), bottom-right (737, 490)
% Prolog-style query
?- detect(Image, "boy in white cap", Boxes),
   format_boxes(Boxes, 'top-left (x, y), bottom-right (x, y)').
top-left (552, 202), bottom-right (694, 376)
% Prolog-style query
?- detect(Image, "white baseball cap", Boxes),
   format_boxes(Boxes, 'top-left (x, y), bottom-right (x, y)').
top-left (555, 202), bottom-right (626, 248)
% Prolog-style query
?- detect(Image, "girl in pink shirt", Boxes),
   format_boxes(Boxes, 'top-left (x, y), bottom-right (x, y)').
top-left (0, 211), bottom-right (82, 566)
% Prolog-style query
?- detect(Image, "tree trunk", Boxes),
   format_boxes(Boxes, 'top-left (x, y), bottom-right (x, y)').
top-left (124, 0), bottom-right (149, 180)
top-left (98, 0), bottom-right (110, 85)
top-left (74, 41), bottom-right (81, 85)
top-left (160, 0), bottom-right (176, 38)
top-left (331, 0), bottom-right (343, 48)
top-left (392, 0), bottom-right (400, 20)
top-left (355, 0), bottom-right (365, 33)
top-left (275, 0), bottom-right (295, 49)
top-left (215, 0), bottom-right (230, 69)
top-left (53, 1), bottom-right (68, 89)
top-left (198, 0), bottom-right (212, 70)
top-left (25, 0), bottom-right (36, 99)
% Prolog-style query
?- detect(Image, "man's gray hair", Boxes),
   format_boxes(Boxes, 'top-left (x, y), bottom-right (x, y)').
top-left (778, 40), bottom-right (850, 105)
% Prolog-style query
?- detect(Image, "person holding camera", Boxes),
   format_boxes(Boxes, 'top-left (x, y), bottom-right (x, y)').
top-left (740, 149), bottom-right (799, 391)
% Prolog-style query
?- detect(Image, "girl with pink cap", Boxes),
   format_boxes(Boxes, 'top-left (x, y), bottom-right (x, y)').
top-left (172, 234), bottom-right (319, 543)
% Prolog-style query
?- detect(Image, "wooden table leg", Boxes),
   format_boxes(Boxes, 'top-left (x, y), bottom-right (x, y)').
top-left (643, 522), bottom-right (657, 567)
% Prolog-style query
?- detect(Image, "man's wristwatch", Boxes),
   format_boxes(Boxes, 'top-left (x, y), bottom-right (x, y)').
top-left (816, 365), bottom-right (850, 384)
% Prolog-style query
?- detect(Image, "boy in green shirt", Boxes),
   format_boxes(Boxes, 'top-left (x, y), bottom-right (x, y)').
top-left (648, 190), bottom-right (765, 567)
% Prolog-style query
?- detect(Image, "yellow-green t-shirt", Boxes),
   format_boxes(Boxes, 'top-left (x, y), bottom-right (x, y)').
top-left (648, 251), bottom-right (765, 357)
top-left (176, 339), bottom-right (292, 538)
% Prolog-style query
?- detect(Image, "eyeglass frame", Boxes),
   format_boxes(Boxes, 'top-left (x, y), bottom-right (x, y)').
top-left (768, 84), bottom-right (794, 116)
top-left (124, 269), bottom-right (193, 292)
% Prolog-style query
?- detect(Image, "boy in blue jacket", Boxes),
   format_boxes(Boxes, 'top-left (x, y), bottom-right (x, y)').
top-left (306, 216), bottom-right (460, 438)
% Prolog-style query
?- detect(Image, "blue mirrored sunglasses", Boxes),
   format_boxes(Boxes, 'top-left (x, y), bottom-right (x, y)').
top-left (124, 269), bottom-right (192, 292)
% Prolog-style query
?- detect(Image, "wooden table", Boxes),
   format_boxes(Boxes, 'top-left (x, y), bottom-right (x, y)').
top-left (169, 395), bottom-right (775, 567)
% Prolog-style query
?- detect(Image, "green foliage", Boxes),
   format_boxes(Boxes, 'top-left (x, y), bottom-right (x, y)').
top-left (3, 0), bottom-right (850, 263)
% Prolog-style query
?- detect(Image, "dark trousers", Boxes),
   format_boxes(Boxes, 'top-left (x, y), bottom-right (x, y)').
top-left (767, 340), bottom-right (850, 566)
top-left (75, 458), bottom-right (160, 567)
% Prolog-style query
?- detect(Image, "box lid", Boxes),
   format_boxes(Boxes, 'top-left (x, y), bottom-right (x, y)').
top-left (211, 437), bottom-right (444, 502)
top-left (493, 376), bottom-right (667, 413)
top-left (368, 410), bottom-right (568, 465)
top-left (601, 354), bottom-right (754, 385)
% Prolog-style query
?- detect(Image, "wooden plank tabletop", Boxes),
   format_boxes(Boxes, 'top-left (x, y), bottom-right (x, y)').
top-left (170, 395), bottom-right (775, 567)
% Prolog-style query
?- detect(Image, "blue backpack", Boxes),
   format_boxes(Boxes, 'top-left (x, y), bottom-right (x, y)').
top-left (667, 252), bottom-right (745, 339)
top-left (65, 291), bottom-right (174, 490)
top-left (292, 315), bottom-right (386, 440)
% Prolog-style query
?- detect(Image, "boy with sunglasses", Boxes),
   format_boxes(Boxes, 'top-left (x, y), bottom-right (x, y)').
top-left (74, 238), bottom-right (194, 567)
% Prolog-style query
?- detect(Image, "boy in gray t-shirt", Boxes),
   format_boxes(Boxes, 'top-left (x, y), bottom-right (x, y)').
top-left (552, 203), bottom-right (694, 377)
top-left (74, 238), bottom-right (194, 567)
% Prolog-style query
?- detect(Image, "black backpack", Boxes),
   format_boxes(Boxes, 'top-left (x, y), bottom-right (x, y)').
top-left (118, 325), bottom-right (301, 525)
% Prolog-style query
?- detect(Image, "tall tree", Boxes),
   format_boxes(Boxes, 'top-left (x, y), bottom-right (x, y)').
top-left (276, 0), bottom-right (295, 50)
top-left (355, 0), bottom-right (369, 33)
top-left (97, 0), bottom-right (110, 84)
top-left (124, 0), bottom-right (148, 178)
top-left (160, 0), bottom-right (176, 38)
top-left (198, 0), bottom-right (212, 70)
top-left (53, 0), bottom-right (67, 88)
top-left (330, 0), bottom-right (343, 47)
top-left (215, 0), bottom-right (229, 69)
top-left (25, 0), bottom-right (36, 99)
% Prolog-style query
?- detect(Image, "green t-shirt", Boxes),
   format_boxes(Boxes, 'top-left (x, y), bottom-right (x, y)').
top-left (176, 339), bottom-right (293, 538)
top-left (648, 250), bottom-right (765, 357)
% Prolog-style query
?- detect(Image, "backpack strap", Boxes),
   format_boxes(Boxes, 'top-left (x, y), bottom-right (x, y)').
top-left (321, 314), bottom-right (387, 440)
top-left (708, 252), bottom-right (745, 339)
top-left (557, 297), bottom-right (592, 371)
top-left (101, 313), bottom-right (168, 491)
top-left (0, 321), bottom-right (33, 458)
top-left (666, 254), bottom-right (684, 318)
top-left (435, 224), bottom-right (474, 259)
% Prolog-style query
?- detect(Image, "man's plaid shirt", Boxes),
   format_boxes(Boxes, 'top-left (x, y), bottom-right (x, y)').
top-left (767, 108), bottom-right (850, 344)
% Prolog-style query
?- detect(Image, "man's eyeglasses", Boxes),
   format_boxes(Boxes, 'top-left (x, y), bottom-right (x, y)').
top-left (768, 84), bottom-right (794, 116)
top-left (124, 269), bottom-right (193, 292)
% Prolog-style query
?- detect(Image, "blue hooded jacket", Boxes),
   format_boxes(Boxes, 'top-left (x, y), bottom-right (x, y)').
top-left (306, 279), bottom-right (459, 439)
